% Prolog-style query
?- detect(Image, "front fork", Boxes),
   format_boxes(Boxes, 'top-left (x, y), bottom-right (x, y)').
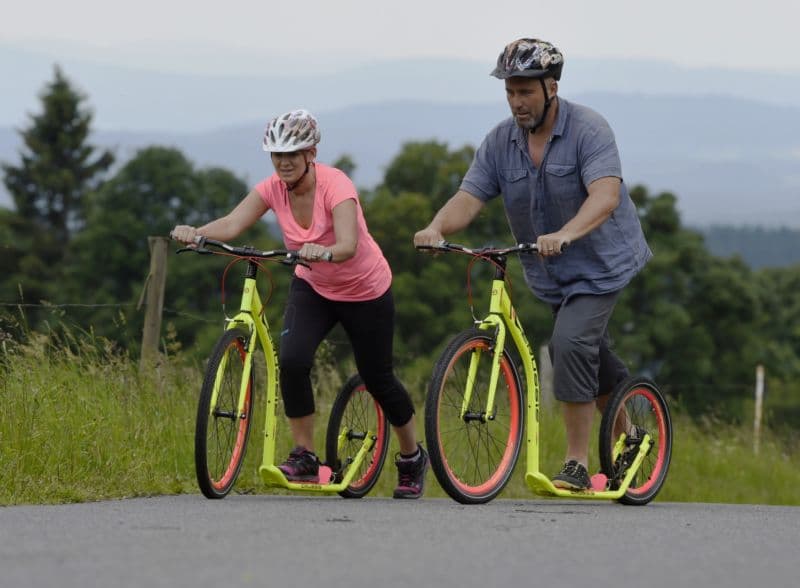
top-left (461, 315), bottom-right (506, 422)
top-left (208, 320), bottom-right (257, 419)
top-left (214, 316), bottom-right (279, 470)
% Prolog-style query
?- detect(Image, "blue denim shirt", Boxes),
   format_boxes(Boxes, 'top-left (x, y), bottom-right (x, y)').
top-left (460, 97), bottom-right (652, 304)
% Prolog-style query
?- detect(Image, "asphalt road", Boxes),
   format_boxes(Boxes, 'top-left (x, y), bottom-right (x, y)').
top-left (1, 495), bottom-right (797, 588)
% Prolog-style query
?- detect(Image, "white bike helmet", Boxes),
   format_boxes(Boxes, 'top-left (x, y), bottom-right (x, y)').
top-left (262, 109), bottom-right (321, 152)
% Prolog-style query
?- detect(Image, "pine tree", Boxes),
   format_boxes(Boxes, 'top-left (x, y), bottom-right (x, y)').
top-left (2, 65), bottom-right (113, 245)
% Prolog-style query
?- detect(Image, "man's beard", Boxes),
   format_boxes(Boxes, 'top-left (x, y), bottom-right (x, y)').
top-left (514, 112), bottom-right (541, 131)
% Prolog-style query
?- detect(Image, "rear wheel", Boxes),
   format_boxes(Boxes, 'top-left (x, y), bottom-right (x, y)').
top-left (599, 376), bottom-right (672, 505)
top-left (425, 329), bottom-right (524, 504)
top-left (195, 328), bottom-right (254, 499)
top-left (325, 374), bottom-right (390, 498)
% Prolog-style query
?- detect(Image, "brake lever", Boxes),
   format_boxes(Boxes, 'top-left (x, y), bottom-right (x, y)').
top-left (175, 246), bottom-right (213, 255)
top-left (282, 258), bottom-right (311, 269)
top-left (416, 240), bottom-right (449, 253)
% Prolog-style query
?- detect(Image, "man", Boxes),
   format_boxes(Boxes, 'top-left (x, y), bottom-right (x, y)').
top-left (413, 38), bottom-right (651, 489)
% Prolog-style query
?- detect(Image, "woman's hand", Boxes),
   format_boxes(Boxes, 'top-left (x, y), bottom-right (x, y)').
top-left (170, 225), bottom-right (199, 245)
top-left (299, 242), bottom-right (332, 262)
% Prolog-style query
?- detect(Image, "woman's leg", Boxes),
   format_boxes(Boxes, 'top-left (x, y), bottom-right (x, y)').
top-left (279, 278), bottom-right (336, 452)
top-left (336, 288), bottom-right (417, 452)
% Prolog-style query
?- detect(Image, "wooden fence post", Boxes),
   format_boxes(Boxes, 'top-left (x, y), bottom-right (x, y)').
top-left (539, 343), bottom-right (554, 409)
top-left (754, 364), bottom-right (765, 454)
top-left (139, 236), bottom-right (169, 369)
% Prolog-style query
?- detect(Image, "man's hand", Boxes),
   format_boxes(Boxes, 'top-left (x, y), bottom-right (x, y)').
top-left (536, 231), bottom-right (571, 257)
top-left (414, 227), bottom-right (445, 248)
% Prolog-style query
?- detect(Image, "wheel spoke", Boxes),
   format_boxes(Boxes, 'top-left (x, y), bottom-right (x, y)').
top-left (599, 377), bottom-right (672, 505)
top-left (195, 330), bottom-right (253, 499)
top-left (325, 376), bottom-right (389, 498)
top-left (426, 331), bottom-right (524, 504)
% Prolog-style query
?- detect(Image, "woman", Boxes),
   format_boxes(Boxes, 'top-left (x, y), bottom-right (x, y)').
top-left (171, 109), bottom-right (427, 498)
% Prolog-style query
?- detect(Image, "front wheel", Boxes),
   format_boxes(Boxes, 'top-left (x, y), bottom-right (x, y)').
top-left (425, 329), bottom-right (525, 504)
top-left (195, 327), bottom-right (254, 499)
top-left (599, 375), bottom-right (672, 506)
top-left (325, 374), bottom-right (390, 498)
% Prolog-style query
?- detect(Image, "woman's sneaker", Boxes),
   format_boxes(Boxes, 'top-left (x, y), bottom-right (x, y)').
top-left (278, 446), bottom-right (320, 481)
top-left (393, 445), bottom-right (429, 499)
top-left (552, 460), bottom-right (591, 490)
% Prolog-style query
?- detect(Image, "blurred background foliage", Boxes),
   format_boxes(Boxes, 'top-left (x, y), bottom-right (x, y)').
top-left (2, 66), bottom-right (798, 434)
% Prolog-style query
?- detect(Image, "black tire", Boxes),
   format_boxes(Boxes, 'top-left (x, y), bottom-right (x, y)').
top-left (195, 328), bottom-right (254, 499)
top-left (599, 375), bottom-right (672, 506)
top-left (425, 329), bottom-right (525, 504)
top-left (325, 374), bottom-right (390, 498)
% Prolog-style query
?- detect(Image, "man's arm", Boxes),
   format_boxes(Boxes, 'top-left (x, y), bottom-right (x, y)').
top-left (413, 190), bottom-right (485, 246)
top-left (537, 176), bottom-right (621, 256)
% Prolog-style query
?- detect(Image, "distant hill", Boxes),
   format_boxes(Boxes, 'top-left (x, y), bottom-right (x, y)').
top-left (3, 45), bottom-right (799, 228)
top-left (2, 93), bottom-right (799, 228)
top-left (4, 44), bottom-right (800, 131)
top-left (699, 226), bottom-right (800, 269)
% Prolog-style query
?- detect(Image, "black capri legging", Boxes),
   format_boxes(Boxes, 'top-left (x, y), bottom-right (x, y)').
top-left (278, 278), bottom-right (415, 427)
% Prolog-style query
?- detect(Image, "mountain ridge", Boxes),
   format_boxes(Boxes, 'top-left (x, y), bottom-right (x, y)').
top-left (2, 94), bottom-right (799, 227)
top-left (4, 44), bottom-right (800, 132)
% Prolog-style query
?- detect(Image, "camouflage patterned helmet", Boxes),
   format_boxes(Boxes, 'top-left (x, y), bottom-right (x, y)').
top-left (262, 109), bottom-right (321, 152)
top-left (490, 38), bottom-right (564, 80)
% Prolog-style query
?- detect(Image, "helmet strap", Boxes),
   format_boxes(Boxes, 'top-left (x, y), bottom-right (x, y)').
top-left (286, 159), bottom-right (313, 192)
top-left (529, 78), bottom-right (554, 134)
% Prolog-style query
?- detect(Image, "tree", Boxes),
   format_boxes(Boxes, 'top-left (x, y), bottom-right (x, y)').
top-left (612, 186), bottom-right (773, 419)
top-left (379, 140), bottom-right (475, 208)
top-left (752, 265), bottom-right (800, 429)
top-left (374, 148), bottom-right (799, 422)
top-left (365, 141), bottom-right (554, 364)
top-left (61, 146), bottom-right (278, 353)
top-left (0, 209), bottom-right (59, 308)
top-left (0, 66), bottom-right (112, 331)
top-left (331, 154), bottom-right (356, 179)
top-left (2, 66), bottom-right (113, 244)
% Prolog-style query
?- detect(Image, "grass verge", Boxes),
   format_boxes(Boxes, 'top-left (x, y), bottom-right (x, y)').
top-left (2, 337), bottom-right (798, 506)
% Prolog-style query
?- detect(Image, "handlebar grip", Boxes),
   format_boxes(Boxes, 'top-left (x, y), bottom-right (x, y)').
top-left (415, 240), bottom-right (449, 251)
top-left (168, 230), bottom-right (205, 246)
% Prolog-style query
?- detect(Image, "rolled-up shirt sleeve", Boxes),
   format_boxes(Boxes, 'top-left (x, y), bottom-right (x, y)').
top-left (579, 119), bottom-right (622, 187)
top-left (460, 133), bottom-right (501, 202)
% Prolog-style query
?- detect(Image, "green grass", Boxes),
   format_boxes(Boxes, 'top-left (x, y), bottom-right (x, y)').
top-left (2, 336), bottom-right (798, 506)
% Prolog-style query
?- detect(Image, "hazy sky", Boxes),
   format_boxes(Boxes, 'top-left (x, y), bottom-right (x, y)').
top-left (3, 0), bottom-right (799, 74)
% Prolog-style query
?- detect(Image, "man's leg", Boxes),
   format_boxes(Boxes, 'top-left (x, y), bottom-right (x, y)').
top-left (549, 292), bottom-right (622, 488)
top-left (561, 400), bottom-right (596, 467)
top-left (596, 332), bottom-right (631, 438)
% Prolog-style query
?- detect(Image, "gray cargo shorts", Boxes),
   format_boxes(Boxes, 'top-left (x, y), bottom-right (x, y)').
top-left (547, 291), bottom-right (629, 403)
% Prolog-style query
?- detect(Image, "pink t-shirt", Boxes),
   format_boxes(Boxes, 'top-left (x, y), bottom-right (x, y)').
top-left (255, 163), bottom-right (392, 302)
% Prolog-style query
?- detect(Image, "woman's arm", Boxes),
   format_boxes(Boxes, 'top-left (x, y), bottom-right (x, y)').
top-left (299, 199), bottom-right (358, 262)
top-left (171, 188), bottom-right (269, 243)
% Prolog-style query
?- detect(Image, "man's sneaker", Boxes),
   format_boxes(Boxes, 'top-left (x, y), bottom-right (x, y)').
top-left (552, 460), bottom-right (591, 490)
top-left (278, 446), bottom-right (320, 481)
top-left (393, 445), bottom-right (429, 499)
